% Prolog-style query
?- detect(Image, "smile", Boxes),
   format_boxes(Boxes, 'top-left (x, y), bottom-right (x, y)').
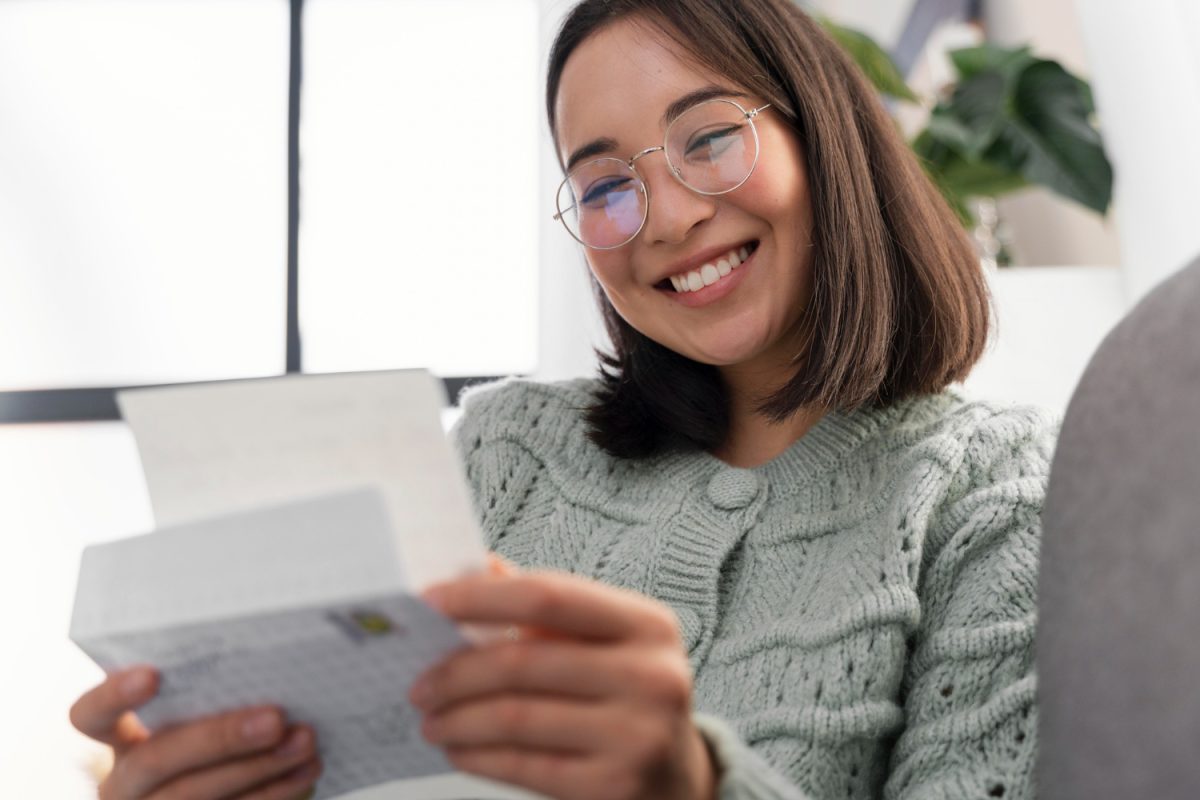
top-left (654, 241), bottom-right (759, 308)
top-left (666, 243), bottom-right (756, 293)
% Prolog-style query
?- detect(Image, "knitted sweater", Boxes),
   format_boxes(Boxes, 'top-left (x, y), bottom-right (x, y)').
top-left (450, 377), bottom-right (1057, 800)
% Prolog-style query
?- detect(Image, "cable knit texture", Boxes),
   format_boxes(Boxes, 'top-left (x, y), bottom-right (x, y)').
top-left (450, 377), bottom-right (1057, 800)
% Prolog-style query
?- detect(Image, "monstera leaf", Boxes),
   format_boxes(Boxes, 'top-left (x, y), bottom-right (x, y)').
top-left (917, 44), bottom-right (1112, 221)
top-left (820, 21), bottom-right (1113, 227)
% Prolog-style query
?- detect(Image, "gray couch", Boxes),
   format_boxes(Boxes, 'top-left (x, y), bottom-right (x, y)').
top-left (1037, 256), bottom-right (1200, 798)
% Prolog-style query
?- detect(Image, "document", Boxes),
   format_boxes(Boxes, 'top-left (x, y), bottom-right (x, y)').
top-left (70, 370), bottom-right (546, 800)
top-left (115, 369), bottom-right (485, 590)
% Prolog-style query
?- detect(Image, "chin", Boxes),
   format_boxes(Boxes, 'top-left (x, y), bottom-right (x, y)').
top-left (676, 334), bottom-right (775, 367)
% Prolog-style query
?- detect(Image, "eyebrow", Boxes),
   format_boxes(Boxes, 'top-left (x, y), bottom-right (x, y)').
top-left (564, 84), bottom-right (750, 172)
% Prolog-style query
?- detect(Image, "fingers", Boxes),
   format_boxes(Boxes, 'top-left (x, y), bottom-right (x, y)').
top-left (423, 696), bottom-right (628, 753)
top-left (142, 725), bottom-right (320, 800)
top-left (486, 552), bottom-right (518, 576)
top-left (70, 666), bottom-right (158, 750)
top-left (412, 640), bottom-right (691, 716)
top-left (238, 759), bottom-right (324, 800)
top-left (74, 670), bottom-right (320, 799)
top-left (423, 572), bottom-right (679, 643)
top-left (106, 706), bottom-right (289, 799)
top-left (445, 747), bottom-right (626, 800)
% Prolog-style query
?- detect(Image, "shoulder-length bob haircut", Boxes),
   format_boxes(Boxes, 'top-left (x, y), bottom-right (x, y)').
top-left (547, 0), bottom-right (991, 460)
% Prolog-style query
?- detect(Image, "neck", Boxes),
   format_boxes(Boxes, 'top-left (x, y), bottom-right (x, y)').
top-left (712, 359), bottom-right (824, 468)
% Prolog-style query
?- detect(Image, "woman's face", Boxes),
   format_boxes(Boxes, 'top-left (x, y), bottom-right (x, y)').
top-left (555, 17), bottom-right (815, 373)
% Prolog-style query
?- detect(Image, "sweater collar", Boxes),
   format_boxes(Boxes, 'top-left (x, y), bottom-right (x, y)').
top-left (651, 395), bottom-right (921, 490)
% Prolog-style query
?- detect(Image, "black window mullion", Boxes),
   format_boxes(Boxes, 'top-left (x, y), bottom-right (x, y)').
top-left (287, 0), bottom-right (303, 373)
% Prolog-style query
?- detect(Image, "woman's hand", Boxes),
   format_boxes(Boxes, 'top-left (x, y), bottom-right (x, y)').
top-left (411, 569), bottom-right (717, 800)
top-left (69, 666), bottom-right (321, 799)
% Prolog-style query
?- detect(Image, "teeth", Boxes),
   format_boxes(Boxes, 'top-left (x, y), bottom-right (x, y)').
top-left (669, 245), bottom-right (753, 292)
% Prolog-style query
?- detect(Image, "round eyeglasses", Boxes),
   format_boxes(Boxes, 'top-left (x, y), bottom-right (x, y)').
top-left (553, 98), bottom-right (772, 250)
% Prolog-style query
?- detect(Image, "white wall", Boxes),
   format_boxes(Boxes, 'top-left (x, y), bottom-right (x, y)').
top-left (1075, 0), bottom-right (1200, 301)
top-left (0, 423), bottom-right (153, 798)
top-left (962, 266), bottom-right (1126, 412)
top-left (807, 0), bottom-right (914, 46)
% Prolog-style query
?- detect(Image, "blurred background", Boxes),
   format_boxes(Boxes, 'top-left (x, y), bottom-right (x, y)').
top-left (1, 0), bottom-right (1197, 794)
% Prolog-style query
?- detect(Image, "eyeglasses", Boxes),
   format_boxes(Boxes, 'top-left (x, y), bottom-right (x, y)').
top-left (553, 99), bottom-right (772, 250)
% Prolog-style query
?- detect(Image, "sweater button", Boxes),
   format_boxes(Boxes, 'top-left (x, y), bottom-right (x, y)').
top-left (706, 468), bottom-right (760, 510)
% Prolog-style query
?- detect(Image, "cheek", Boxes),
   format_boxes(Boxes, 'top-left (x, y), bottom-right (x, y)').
top-left (584, 252), bottom-right (664, 334)
top-left (733, 170), bottom-right (800, 233)
top-left (585, 252), bottom-right (632, 298)
top-left (583, 255), bottom-right (636, 323)
top-left (747, 132), bottom-right (811, 228)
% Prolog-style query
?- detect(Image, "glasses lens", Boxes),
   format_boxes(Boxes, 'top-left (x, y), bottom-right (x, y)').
top-left (667, 100), bottom-right (759, 194)
top-left (557, 158), bottom-right (647, 248)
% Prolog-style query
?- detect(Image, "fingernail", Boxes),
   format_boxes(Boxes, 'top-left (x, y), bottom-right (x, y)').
top-left (120, 668), bottom-right (152, 701)
top-left (274, 727), bottom-right (311, 758)
top-left (242, 710), bottom-right (282, 743)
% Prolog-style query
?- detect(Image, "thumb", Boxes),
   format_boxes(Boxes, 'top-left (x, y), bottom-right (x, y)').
top-left (487, 552), bottom-right (518, 577)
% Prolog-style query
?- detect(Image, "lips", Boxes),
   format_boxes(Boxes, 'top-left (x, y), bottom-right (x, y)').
top-left (654, 240), bottom-right (759, 292)
top-left (656, 241), bottom-right (758, 308)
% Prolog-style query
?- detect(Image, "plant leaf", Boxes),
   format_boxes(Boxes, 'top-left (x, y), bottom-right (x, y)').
top-left (924, 108), bottom-right (975, 152)
top-left (939, 156), bottom-right (1029, 198)
top-left (1004, 60), bottom-right (1113, 212)
top-left (917, 47), bottom-right (1112, 214)
top-left (915, 129), bottom-right (1028, 224)
top-left (947, 71), bottom-right (1009, 159)
top-left (949, 44), bottom-right (1034, 81)
top-left (912, 130), bottom-right (977, 225)
top-left (819, 18), bottom-right (918, 102)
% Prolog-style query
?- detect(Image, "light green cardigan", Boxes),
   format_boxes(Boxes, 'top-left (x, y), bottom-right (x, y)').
top-left (451, 377), bottom-right (1056, 800)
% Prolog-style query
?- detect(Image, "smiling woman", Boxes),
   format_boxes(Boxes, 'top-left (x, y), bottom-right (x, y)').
top-left (428, 2), bottom-right (1051, 799)
top-left (66, 2), bottom-right (1057, 799)
top-left (547, 5), bottom-right (991, 468)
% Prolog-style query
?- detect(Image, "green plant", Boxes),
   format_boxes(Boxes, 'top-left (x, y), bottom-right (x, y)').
top-left (819, 18), bottom-right (1113, 227)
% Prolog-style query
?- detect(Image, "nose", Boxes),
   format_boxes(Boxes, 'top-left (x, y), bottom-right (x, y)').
top-left (636, 152), bottom-right (717, 246)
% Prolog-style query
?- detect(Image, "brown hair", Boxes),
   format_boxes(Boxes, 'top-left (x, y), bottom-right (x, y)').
top-left (547, 0), bottom-right (990, 459)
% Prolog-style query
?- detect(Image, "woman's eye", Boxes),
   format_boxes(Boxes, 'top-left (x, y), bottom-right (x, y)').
top-left (684, 125), bottom-right (740, 160)
top-left (581, 176), bottom-right (633, 207)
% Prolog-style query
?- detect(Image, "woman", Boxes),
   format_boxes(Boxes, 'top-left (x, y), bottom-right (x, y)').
top-left (70, 1), bottom-right (1055, 798)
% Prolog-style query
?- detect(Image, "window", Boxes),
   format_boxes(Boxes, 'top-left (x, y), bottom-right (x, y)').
top-left (0, 2), bottom-right (549, 796)
top-left (0, 0), bottom-right (541, 423)
top-left (300, 0), bottom-right (539, 377)
top-left (0, 0), bottom-right (288, 393)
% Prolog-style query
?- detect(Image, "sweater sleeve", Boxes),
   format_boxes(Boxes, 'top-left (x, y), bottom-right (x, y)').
top-left (693, 713), bottom-right (816, 800)
top-left (882, 407), bottom-right (1055, 800)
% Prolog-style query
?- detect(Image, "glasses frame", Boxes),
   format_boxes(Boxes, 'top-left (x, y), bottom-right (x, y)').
top-left (552, 98), bottom-right (772, 250)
